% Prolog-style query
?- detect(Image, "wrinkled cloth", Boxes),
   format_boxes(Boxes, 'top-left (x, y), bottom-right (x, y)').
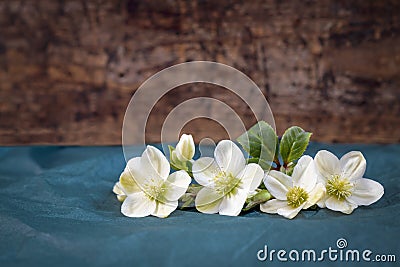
top-left (0, 143), bottom-right (398, 267)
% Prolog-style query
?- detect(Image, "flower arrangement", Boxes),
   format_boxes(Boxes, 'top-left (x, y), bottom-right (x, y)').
top-left (113, 121), bottom-right (384, 219)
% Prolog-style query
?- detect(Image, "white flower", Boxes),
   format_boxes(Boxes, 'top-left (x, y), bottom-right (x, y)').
top-left (314, 150), bottom-right (384, 214)
top-left (260, 156), bottom-right (325, 219)
top-left (193, 140), bottom-right (264, 216)
top-left (113, 146), bottom-right (191, 218)
top-left (174, 134), bottom-right (195, 162)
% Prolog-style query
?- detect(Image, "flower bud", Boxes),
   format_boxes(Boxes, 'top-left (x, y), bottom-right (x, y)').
top-left (175, 134), bottom-right (195, 161)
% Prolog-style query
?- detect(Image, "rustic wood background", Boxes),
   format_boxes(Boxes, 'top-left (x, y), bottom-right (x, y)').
top-left (0, 0), bottom-right (399, 145)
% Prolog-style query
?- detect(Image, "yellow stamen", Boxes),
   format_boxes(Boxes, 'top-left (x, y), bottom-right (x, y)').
top-left (286, 186), bottom-right (309, 208)
top-left (143, 178), bottom-right (167, 201)
top-left (213, 171), bottom-right (241, 196)
top-left (326, 175), bottom-right (353, 201)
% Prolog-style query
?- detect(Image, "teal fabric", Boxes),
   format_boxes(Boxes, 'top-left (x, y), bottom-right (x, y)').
top-left (0, 143), bottom-right (398, 267)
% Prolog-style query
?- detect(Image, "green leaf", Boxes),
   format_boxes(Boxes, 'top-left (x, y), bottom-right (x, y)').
top-left (279, 126), bottom-right (312, 164)
top-left (243, 189), bottom-right (272, 211)
top-left (179, 184), bottom-right (202, 209)
top-left (246, 157), bottom-right (273, 170)
top-left (185, 160), bottom-right (193, 177)
top-left (237, 121), bottom-right (278, 171)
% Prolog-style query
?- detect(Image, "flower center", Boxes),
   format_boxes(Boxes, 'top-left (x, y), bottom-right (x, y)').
top-left (326, 175), bottom-right (353, 200)
top-left (286, 186), bottom-right (309, 208)
top-left (143, 178), bottom-right (167, 201)
top-left (213, 171), bottom-right (241, 196)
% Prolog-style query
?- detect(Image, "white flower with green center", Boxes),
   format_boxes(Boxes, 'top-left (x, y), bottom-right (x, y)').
top-left (113, 146), bottom-right (191, 218)
top-left (314, 150), bottom-right (384, 214)
top-left (260, 155), bottom-right (325, 219)
top-left (193, 140), bottom-right (264, 216)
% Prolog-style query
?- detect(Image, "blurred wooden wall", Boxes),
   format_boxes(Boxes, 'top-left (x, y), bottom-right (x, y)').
top-left (0, 0), bottom-right (399, 144)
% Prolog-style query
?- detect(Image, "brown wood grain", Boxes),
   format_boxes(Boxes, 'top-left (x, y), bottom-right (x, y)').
top-left (0, 0), bottom-right (399, 145)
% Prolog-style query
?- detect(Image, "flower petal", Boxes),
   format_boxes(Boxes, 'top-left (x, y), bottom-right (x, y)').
top-left (325, 197), bottom-right (357, 214)
top-left (119, 170), bottom-right (141, 194)
top-left (126, 157), bottom-right (148, 190)
top-left (304, 183), bottom-right (325, 209)
top-left (314, 150), bottom-right (341, 182)
top-left (195, 187), bottom-right (223, 214)
top-left (121, 192), bottom-right (156, 217)
top-left (151, 201), bottom-right (178, 218)
top-left (116, 195), bottom-right (127, 202)
top-left (164, 170), bottom-right (192, 201)
top-left (238, 163), bottom-right (264, 192)
top-left (292, 155), bottom-right (317, 192)
top-left (141, 145), bottom-right (170, 181)
top-left (113, 182), bottom-right (127, 202)
top-left (192, 157), bottom-right (220, 186)
top-left (175, 134), bottom-right (195, 161)
top-left (260, 199), bottom-right (288, 214)
top-left (214, 140), bottom-right (245, 177)
top-left (316, 193), bottom-right (330, 208)
top-left (264, 170), bottom-right (291, 200)
top-left (347, 178), bottom-right (384, 206)
top-left (113, 181), bottom-right (124, 195)
top-left (126, 157), bottom-right (164, 195)
top-left (340, 151), bottom-right (366, 181)
top-left (218, 189), bottom-right (247, 216)
top-left (277, 204), bottom-right (304, 219)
